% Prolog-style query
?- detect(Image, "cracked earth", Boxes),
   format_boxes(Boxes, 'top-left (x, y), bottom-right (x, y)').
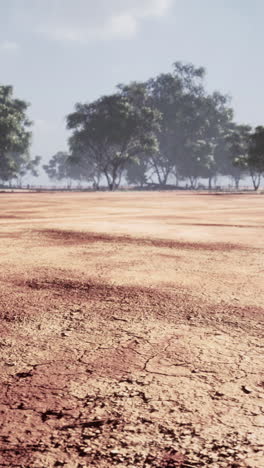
top-left (0, 191), bottom-right (263, 467)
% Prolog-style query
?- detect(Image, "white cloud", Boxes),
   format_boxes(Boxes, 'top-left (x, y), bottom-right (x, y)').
top-left (0, 40), bottom-right (19, 51)
top-left (108, 14), bottom-right (138, 39)
top-left (35, 0), bottom-right (173, 43)
top-left (132, 0), bottom-right (173, 18)
top-left (39, 13), bottom-right (138, 43)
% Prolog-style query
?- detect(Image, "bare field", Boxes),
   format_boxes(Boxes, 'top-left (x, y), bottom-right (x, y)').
top-left (0, 192), bottom-right (263, 468)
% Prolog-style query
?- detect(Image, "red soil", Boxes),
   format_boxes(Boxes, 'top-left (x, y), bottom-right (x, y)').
top-left (0, 191), bottom-right (263, 467)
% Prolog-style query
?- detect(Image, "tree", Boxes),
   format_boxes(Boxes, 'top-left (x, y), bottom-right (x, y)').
top-left (146, 63), bottom-right (206, 186)
top-left (15, 155), bottom-right (41, 186)
top-left (125, 158), bottom-right (149, 187)
top-left (247, 126), bottom-right (264, 190)
top-left (0, 85), bottom-right (32, 182)
top-left (177, 139), bottom-right (215, 188)
top-left (225, 124), bottom-right (251, 189)
top-left (166, 88), bottom-right (232, 190)
top-left (67, 93), bottom-right (159, 190)
top-left (67, 152), bottom-right (102, 189)
top-left (43, 151), bottom-right (82, 188)
top-left (194, 92), bottom-right (233, 189)
top-left (143, 63), bottom-right (234, 189)
top-left (62, 61), bottom-right (255, 191)
top-left (117, 81), bottom-right (157, 187)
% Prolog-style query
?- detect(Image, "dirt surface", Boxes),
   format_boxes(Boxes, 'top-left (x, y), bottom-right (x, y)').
top-left (0, 191), bottom-right (263, 468)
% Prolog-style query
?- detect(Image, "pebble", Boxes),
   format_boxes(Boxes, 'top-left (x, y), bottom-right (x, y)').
top-left (242, 385), bottom-right (253, 394)
top-left (125, 425), bottom-right (136, 432)
top-left (110, 449), bottom-right (120, 455)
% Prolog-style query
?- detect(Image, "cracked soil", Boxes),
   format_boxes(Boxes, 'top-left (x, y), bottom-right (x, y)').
top-left (0, 191), bottom-right (263, 468)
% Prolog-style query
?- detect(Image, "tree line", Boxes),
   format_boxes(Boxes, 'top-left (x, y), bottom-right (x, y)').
top-left (1, 62), bottom-right (264, 190)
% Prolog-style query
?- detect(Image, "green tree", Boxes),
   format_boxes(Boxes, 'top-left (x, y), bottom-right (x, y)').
top-left (171, 90), bottom-right (233, 189)
top-left (125, 158), bottom-right (149, 187)
top-left (67, 151), bottom-right (102, 189)
top-left (0, 85), bottom-right (32, 181)
top-left (118, 81), bottom-right (156, 187)
top-left (143, 63), bottom-right (233, 188)
top-left (146, 63), bottom-right (206, 186)
top-left (43, 151), bottom-right (82, 188)
top-left (67, 93), bottom-right (159, 190)
top-left (15, 155), bottom-right (41, 186)
top-left (195, 92), bottom-right (233, 189)
top-left (247, 126), bottom-right (264, 190)
top-left (225, 124), bottom-right (251, 189)
top-left (177, 139), bottom-right (215, 188)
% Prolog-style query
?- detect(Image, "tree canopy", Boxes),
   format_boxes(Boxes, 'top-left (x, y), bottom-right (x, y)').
top-left (66, 92), bottom-right (159, 190)
top-left (62, 62), bottom-right (249, 190)
top-left (0, 85), bottom-right (38, 183)
top-left (247, 126), bottom-right (264, 190)
top-left (3, 62), bottom-right (263, 191)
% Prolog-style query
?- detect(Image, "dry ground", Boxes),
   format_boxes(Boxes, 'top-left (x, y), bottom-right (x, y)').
top-left (0, 191), bottom-right (263, 468)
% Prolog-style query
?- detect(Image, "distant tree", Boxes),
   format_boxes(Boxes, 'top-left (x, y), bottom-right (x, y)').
top-left (0, 85), bottom-right (32, 182)
top-left (67, 93), bottom-right (159, 190)
top-left (225, 124), bottom-right (251, 189)
top-left (125, 158), bottom-right (149, 187)
top-left (63, 61), bottom-right (255, 191)
top-left (247, 126), bottom-right (264, 190)
top-left (142, 63), bottom-right (234, 188)
top-left (170, 90), bottom-right (232, 190)
top-left (197, 92), bottom-right (233, 189)
top-left (43, 151), bottom-right (81, 188)
top-left (146, 63), bottom-right (206, 186)
top-left (67, 152), bottom-right (102, 189)
top-left (177, 139), bottom-right (215, 189)
top-left (15, 155), bottom-right (41, 186)
top-left (117, 81), bottom-right (157, 186)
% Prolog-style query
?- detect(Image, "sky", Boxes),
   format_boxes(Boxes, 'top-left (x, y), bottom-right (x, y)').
top-left (0, 0), bottom-right (264, 183)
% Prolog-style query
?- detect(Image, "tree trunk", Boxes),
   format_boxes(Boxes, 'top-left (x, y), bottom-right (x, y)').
top-left (93, 174), bottom-right (100, 190)
top-left (162, 174), bottom-right (169, 187)
top-left (250, 172), bottom-right (261, 191)
top-left (234, 177), bottom-right (240, 190)
top-left (108, 175), bottom-right (118, 191)
top-left (104, 170), bottom-right (112, 190)
top-left (155, 167), bottom-right (162, 186)
top-left (189, 176), bottom-right (198, 189)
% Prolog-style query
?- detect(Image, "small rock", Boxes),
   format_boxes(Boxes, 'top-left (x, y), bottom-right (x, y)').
top-left (226, 449), bottom-right (235, 454)
top-left (215, 391), bottom-right (225, 397)
top-left (5, 361), bottom-right (16, 366)
top-left (82, 447), bottom-right (92, 454)
top-left (125, 425), bottom-right (136, 432)
top-left (242, 385), bottom-right (253, 394)
top-left (110, 449), bottom-right (120, 455)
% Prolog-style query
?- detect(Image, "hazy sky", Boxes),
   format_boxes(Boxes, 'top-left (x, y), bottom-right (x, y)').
top-left (1, 0), bottom-right (263, 170)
